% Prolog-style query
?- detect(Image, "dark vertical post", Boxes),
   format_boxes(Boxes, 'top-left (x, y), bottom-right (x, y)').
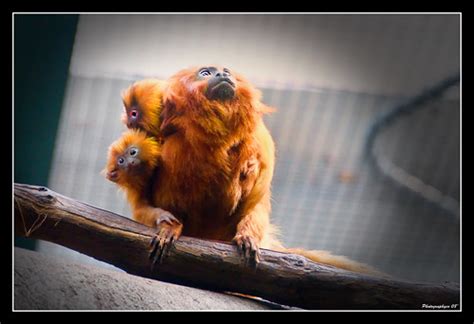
top-left (14, 14), bottom-right (79, 250)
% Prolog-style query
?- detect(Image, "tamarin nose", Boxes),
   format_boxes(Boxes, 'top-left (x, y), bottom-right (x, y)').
top-left (216, 72), bottom-right (229, 80)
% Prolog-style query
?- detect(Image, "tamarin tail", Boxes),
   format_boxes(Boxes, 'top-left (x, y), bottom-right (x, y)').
top-left (261, 228), bottom-right (386, 277)
top-left (282, 247), bottom-right (385, 277)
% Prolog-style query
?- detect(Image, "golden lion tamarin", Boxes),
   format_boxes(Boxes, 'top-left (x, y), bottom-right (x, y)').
top-left (104, 129), bottom-right (160, 213)
top-left (121, 78), bottom-right (167, 139)
top-left (105, 66), bottom-right (381, 275)
top-left (117, 65), bottom-right (381, 274)
top-left (104, 129), bottom-right (183, 263)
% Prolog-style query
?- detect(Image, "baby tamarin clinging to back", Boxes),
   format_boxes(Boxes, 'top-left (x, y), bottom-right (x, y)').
top-left (107, 67), bottom-right (382, 275)
top-left (121, 78), bottom-right (167, 139)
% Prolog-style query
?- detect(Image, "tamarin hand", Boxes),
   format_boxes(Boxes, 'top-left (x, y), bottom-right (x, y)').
top-left (149, 208), bottom-right (183, 267)
top-left (233, 234), bottom-right (261, 266)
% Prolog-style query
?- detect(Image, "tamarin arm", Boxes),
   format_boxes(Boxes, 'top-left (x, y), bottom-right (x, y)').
top-left (233, 122), bottom-right (275, 264)
top-left (129, 194), bottom-right (182, 230)
top-left (131, 200), bottom-right (179, 228)
top-left (129, 195), bottom-right (183, 265)
top-left (236, 121), bottom-right (275, 218)
top-left (233, 192), bottom-right (271, 264)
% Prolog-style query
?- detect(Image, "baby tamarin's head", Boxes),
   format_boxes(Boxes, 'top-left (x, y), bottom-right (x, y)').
top-left (121, 79), bottom-right (167, 137)
top-left (104, 129), bottom-right (161, 187)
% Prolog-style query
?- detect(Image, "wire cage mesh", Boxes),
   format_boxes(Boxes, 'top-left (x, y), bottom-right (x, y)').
top-left (42, 13), bottom-right (460, 283)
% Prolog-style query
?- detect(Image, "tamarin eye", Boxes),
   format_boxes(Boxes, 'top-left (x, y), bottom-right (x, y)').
top-left (130, 110), bottom-right (138, 119)
top-left (223, 68), bottom-right (231, 75)
top-left (118, 157), bottom-right (125, 165)
top-left (129, 148), bottom-right (138, 156)
top-left (199, 69), bottom-right (211, 77)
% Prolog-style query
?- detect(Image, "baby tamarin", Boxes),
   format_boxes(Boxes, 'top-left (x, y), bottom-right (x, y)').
top-left (108, 67), bottom-right (381, 275)
top-left (104, 129), bottom-right (183, 262)
top-left (121, 78), bottom-right (167, 139)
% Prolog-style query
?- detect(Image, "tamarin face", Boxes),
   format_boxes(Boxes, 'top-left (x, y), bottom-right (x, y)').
top-left (197, 66), bottom-right (236, 101)
top-left (106, 145), bottom-right (142, 182)
top-left (121, 79), bottom-right (165, 136)
top-left (164, 66), bottom-right (264, 115)
top-left (105, 130), bottom-right (160, 185)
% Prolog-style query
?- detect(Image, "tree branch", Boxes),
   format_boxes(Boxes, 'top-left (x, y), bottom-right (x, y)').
top-left (13, 183), bottom-right (460, 310)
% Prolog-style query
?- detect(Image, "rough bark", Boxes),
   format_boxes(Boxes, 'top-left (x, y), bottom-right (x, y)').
top-left (14, 183), bottom-right (460, 310)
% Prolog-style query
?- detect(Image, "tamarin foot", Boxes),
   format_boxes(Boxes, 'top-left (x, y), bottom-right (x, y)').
top-left (233, 234), bottom-right (261, 268)
top-left (148, 209), bottom-right (183, 269)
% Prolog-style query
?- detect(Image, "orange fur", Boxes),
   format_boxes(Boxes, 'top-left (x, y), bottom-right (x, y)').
top-left (121, 79), bottom-right (167, 138)
top-left (111, 66), bottom-right (382, 275)
top-left (104, 129), bottom-right (163, 225)
top-left (151, 66), bottom-right (274, 244)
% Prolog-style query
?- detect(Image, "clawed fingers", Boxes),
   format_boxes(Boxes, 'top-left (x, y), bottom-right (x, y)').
top-left (234, 235), bottom-right (261, 268)
top-left (159, 230), bottom-right (176, 264)
top-left (149, 227), bottom-right (179, 272)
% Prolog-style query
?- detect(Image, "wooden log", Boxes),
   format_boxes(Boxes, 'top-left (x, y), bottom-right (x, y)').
top-left (13, 183), bottom-right (460, 310)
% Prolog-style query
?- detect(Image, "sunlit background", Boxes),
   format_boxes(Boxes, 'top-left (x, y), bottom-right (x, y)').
top-left (15, 13), bottom-right (460, 283)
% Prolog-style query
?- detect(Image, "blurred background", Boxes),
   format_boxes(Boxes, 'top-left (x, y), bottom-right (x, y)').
top-left (14, 13), bottom-right (460, 283)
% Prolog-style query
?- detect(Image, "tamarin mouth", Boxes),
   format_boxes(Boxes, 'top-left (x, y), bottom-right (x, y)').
top-left (209, 81), bottom-right (235, 101)
top-left (106, 170), bottom-right (118, 182)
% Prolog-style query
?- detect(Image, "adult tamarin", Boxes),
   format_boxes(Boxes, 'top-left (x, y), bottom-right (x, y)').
top-left (130, 65), bottom-right (380, 274)
top-left (146, 66), bottom-right (270, 266)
